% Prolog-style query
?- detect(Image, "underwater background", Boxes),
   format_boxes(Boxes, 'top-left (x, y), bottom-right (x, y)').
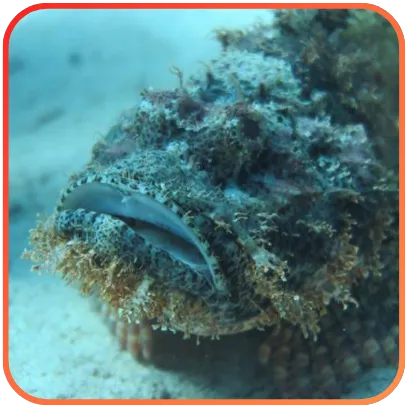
top-left (8, 9), bottom-right (399, 399)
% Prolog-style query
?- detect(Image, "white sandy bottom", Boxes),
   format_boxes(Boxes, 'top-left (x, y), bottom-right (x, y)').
top-left (9, 261), bottom-right (153, 399)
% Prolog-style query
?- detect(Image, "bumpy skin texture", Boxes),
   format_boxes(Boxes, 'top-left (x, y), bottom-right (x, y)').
top-left (25, 10), bottom-right (399, 398)
top-left (96, 277), bottom-right (399, 398)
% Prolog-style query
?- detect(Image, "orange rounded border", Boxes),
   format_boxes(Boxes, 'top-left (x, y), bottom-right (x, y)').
top-left (3, 2), bottom-right (405, 405)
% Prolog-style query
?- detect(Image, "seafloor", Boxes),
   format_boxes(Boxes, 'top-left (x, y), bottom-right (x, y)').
top-left (8, 9), bottom-right (398, 399)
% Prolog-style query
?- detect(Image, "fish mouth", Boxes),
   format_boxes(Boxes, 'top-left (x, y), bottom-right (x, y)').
top-left (58, 181), bottom-right (216, 286)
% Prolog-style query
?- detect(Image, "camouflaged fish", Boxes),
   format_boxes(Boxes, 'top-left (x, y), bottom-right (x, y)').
top-left (24, 9), bottom-right (399, 398)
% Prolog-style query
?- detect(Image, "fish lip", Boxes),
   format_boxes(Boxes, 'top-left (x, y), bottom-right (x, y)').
top-left (59, 181), bottom-right (217, 287)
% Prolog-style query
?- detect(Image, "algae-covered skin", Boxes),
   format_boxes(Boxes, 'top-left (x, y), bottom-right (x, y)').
top-left (216, 9), bottom-right (399, 172)
top-left (24, 9), bottom-right (399, 398)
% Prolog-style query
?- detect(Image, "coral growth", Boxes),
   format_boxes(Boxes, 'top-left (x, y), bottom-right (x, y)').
top-left (24, 9), bottom-right (399, 398)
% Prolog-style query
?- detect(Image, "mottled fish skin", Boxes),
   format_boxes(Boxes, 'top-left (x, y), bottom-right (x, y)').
top-left (32, 133), bottom-right (397, 338)
top-left (53, 208), bottom-right (217, 299)
top-left (60, 182), bottom-right (215, 285)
